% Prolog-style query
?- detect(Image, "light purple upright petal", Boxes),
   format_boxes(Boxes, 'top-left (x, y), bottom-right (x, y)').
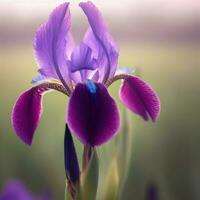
top-left (80, 2), bottom-right (119, 83)
top-left (67, 82), bottom-right (120, 146)
top-left (69, 42), bottom-right (97, 72)
top-left (65, 32), bottom-right (75, 59)
top-left (91, 70), bottom-right (99, 82)
top-left (68, 42), bottom-right (99, 82)
top-left (11, 87), bottom-right (49, 145)
top-left (119, 75), bottom-right (160, 121)
top-left (34, 3), bottom-right (72, 87)
top-left (68, 70), bottom-right (82, 83)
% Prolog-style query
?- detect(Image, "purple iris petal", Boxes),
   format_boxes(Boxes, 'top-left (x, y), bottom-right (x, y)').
top-left (68, 71), bottom-right (82, 84)
top-left (11, 87), bottom-right (48, 145)
top-left (116, 66), bottom-right (136, 74)
top-left (67, 42), bottom-right (98, 82)
top-left (80, 1), bottom-right (119, 83)
top-left (91, 70), bottom-right (99, 81)
top-left (69, 69), bottom-right (99, 84)
top-left (67, 81), bottom-right (120, 146)
top-left (69, 42), bottom-right (97, 73)
top-left (34, 2), bottom-right (72, 87)
top-left (0, 181), bottom-right (32, 200)
top-left (146, 184), bottom-right (158, 200)
top-left (119, 75), bottom-right (160, 121)
top-left (31, 74), bottom-right (46, 84)
top-left (0, 181), bottom-right (51, 200)
top-left (64, 124), bottom-right (80, 184)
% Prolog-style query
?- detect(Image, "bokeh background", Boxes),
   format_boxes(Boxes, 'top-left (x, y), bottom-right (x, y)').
top-left (0, 0), bottom-right (200, 199)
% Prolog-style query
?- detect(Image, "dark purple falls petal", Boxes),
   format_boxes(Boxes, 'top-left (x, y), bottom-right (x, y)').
top-left (64, 124), bottom-right (80, 184)
top-left (11, 87), bottom-right (49, 145)
top-left (119, 75), bottom-right (160, 121)
top-left (67, 82), bottom-right (120, 146)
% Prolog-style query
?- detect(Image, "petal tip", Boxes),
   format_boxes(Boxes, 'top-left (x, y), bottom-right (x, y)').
top-left (56, 2), bottom-right (70, 10)
top-left (11, 87), bottom-right (45, 145)
top-left (11, 115), bottom-right (33, 146)
top-left (119, 75), bottom-right (161, 122)
top-left (151, 97), bottom-right (161, 122)
top-left (79, 1), bottom-right (91, 7)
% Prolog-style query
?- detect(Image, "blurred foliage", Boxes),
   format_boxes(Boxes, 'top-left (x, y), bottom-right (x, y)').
top-left (0, 43), bottom-right (200, 200)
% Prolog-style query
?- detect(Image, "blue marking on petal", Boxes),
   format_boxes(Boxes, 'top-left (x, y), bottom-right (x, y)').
top-left (117, 66), bottom-right (136, 74)
top-left (31, 74), bottom-right (46, 84)
top-left (86, 80), bottom-right (97, 94)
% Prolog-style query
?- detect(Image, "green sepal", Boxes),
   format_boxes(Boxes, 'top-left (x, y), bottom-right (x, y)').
top-left (79, 150), bottom-right (99, 200)
top-left (65, 186), bottom-right (72, 200)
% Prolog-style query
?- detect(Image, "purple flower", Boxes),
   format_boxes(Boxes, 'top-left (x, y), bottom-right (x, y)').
top-left (146, 184), bottom-right (158, 200)
top-left (64, 124), bottom-right (80, 185)
top-left (0, 181), bottom-right (51, 200)
top-left (11, 1), bottom-right (160, 146)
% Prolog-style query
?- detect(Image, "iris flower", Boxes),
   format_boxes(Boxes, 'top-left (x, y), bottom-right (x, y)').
top-left (11, 1), bottom-right (160, 147)
top-left (0, 181), bottom-right (51, 200)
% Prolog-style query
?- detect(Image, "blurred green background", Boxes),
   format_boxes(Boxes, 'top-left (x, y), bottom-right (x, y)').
top-left (0, 1), bottom-right (200, 199)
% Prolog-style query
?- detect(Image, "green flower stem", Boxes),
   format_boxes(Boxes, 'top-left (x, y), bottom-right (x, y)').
top-left (80, 149), bottom-right (99, 200)
top-left (65, 179), bottom-right (76, 200)
top-left (65, 181), bottom-right (69, 200)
